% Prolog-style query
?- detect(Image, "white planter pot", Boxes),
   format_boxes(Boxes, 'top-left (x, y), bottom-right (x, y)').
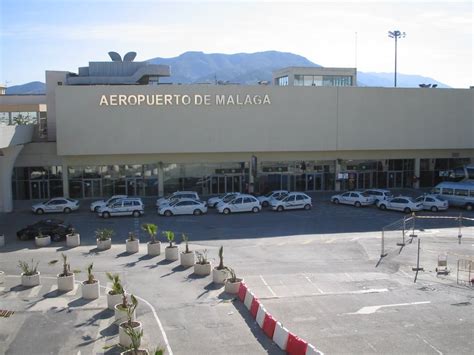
top-left (115, 303), bottom-right (136, 324)
top-left (82, 280), bottom-right (100, 299)
top-left (165, 246), bottom-right (179, 261)
top-left (212, 267), bottom-right (229, 284)
top-left (0, 271), bottom-right (5, 284)
top-left (35, 235), bottom-right (51, 247)
top-left (57, 273), bottom-right (75, 292)
top-left (147, 241), bottom-right (161, 256)
top-left (119, 321), bottom-right (142, 348)
top-left (21, 272), bottom-right (40, 287)
top-left (66, 233), bottom-right (80, 247)
top-left (121, 349), bottom-right (149, 355)
top-left (180, 252), bottom-right (195, 267)
top-left (126, 239), bottom-right (139, 254)
top-left (194, 262), bottom-right (212, 276)
top-left (107, 291), bottom-right (124, 310)
top-left (97, 238), bottom-right (111, 250)
top-left (225, 278), bottom-right (243, 294)
top-left (0, 234), bottom-right (5, 247)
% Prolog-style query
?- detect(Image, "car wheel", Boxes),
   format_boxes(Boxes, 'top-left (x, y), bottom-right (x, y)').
top-left (333, 199), bottom-right (339, 205)
top-left (64, 207), bottom-right (72, 214)
top-left (36, 208), bottom-right (44, 215)
top-left (262, 201), bottom-right (269, 208)
top-left (466, 204), bottom-right (473, 211)
top-left (431, 206), bottom-right (438, 212)
top-left (164, 210), bottom-right (173, 217)
top-left (374, 199), bottom-right (379, 205)
top-left (355, 201), bottom-right (361, 208)
top-left (193, 209), bottom-right (202, 216)
top-left (223, 208), bottom-right (231, 215)
top-left (404, 207), bottom-right (412, 214)
top-left (304, 204), bottom-right (311, 210)
top-left (213, 202), bottom-right (218, 208)
top-left (94, 206), bottom-right (100, 212)
top-left (379, 204), bottom-right (386, 210)
top-left (252, 206), bottom-right (260, 213)
top-left (277, 205), bottom-right (284, 212)
top-left (102, 211), bottom-right (110, 218)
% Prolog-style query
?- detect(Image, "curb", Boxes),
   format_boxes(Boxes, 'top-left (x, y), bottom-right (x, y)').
top-left (237, 282), bottom-right (324, 355)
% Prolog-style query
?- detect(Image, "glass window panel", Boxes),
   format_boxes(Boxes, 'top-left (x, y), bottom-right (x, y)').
top-left (303, 75), bottom-right (314, 86)
top-left (294, 75), bottom-right (304, 86)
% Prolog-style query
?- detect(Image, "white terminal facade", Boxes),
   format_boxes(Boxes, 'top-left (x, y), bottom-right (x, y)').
top-left (0, 54), bottom-right (473, 212)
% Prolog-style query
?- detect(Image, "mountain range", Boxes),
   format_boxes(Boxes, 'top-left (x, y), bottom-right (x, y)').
top-left (6, 51), bottom-right (450, 94)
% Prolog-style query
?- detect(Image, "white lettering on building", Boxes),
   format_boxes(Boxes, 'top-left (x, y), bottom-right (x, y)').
top-left (99, 94), bottom-right (271, 107)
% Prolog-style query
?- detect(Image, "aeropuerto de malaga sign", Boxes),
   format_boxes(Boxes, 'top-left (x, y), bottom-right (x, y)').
top-left (99, 93), bottom-right (271, 106)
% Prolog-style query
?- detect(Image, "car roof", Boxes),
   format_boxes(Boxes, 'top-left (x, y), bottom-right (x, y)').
top-left (286, 192), bottom-right (309, 196)
top-left (365, 189), bottom-right (391, 193)
top-left (172, 198), bottom-right (202, 203)
top-left (173, 191), bottom-right (198, 194)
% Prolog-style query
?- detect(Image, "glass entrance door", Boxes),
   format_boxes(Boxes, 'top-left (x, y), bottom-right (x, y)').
top-left (30, 181), bottom-right (49, 199)
top-left (126, 178), bottom-right (144, 196)
top-left (209, 175), bottom-right (243, 194)
top-left (83, 179), bottom-right (101, 198)
top-left (357, 172), bottom-right (372, 189)
top-left (387, 171), bottom-right (403, 188)
top-left (306, 173), bottom-right (323, 191)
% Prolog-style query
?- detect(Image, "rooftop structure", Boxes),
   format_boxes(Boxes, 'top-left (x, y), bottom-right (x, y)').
top-left (273, 67), bottom-right (357, 87)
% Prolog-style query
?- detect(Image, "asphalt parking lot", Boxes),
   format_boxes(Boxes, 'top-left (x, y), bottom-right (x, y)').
top-left (1, 190), bottom-right (473, 354)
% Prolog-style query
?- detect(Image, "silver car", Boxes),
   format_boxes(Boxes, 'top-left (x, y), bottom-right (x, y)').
top-left (32, 198), bottom-right (79, 215)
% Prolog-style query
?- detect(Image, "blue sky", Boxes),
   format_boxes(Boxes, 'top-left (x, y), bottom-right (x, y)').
top-left (1, 0), bottom-right (472, 88)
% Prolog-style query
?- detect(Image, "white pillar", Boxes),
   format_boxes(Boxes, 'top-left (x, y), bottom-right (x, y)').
top-left (62, 164), bottom-right (69, 197)
top-left (0, 145), bottom-right (24, 212)
top-left (335, 160), bottom-right (342, 191)
top-left (157, 162), bottom-right (164, 197)
top-left (414, 158), bottom-right (420, 189)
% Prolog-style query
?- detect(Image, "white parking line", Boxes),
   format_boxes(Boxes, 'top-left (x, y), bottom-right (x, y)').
top-left (28, 286), bottom-right (42, 298)
top-left (324, 238), bottom-right (336, 244)
top-left (416, 333), bottom-right (443, 355)
top-left (349, 301), bottom-right (430, 315)
top-left (259, 275), bottom-right (278, 297)
top-left (303, 274), bottom-right (324, 294)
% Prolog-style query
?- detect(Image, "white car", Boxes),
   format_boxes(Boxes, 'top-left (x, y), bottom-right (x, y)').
top-left (158, 199), bottom-right (208, 216)
top-left (156, 191), bottom-right (200, 207)
top-left (90, 195), bottom-right (127, 212)
top-left (415, 194), bottom-right (448, 212)
top-left (32, 198), bottom-right (79, 215)
top-left (377, 196), bottom-right (423, 213)
top-left (217, 194), bottom-right (261, 214)
top-left (257, 190), bottom-right (289, 207)
top-left (331, 191), bottom-right (373, 207)
top-left (271, 192), bottom-right (312, 211)
top-left (207, 193), bottom-right (241, 208)
top-left (97, 198), bottom-right (144, 218)
top-left (363, 189), bottom-right (393, 204)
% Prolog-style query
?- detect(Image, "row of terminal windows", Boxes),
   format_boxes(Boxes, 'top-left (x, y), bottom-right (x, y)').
top-left (294, 75), bottom-right (353, 87)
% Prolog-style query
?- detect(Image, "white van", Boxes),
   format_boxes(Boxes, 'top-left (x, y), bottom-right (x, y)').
top-left (432, 182), bottom-right (474, 211)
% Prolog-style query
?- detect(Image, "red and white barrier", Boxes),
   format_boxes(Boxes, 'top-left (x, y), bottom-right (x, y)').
top-left (273, 321), bottom-right (290, 351)
top-left (287, 332), bottom-right (308, 355)
top-left (234, 283), bottom-right (324, 355)
top-left (256, 304), bottom-right (266, 327)
top-left (250, 297), bottom-right (260, 318)
top-left (244, 290), bottom-right (255, 310)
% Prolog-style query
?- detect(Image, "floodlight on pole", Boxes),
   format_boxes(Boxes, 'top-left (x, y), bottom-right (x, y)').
top-left (388, 30), bottom-right (406, 87)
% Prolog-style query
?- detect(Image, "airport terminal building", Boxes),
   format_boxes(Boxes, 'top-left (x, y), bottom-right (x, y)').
top-left (0, 54), bottom-right (473, 212)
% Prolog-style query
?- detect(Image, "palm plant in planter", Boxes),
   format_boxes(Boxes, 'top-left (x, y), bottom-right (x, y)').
top-left (142, 223), bottom-right (160, 256)
top-left (126, 232), bottom-right (140, 254)
top-left (54, 253), bottom-right (75, 291)
top-left (119, 295), bottom-right (143, 348)
top-left (224, 266), bottom-right (243, 294)
top-left (120, 324), bottom-right (147, 355)
top-left (66, 227), bottom-right (80, 247)
top-left (194, 250), bottom-right (211, 276)
top-left (81, 262), bottom-right (99, 299)
top-left (163, 230), bottom-right (178, 261)
top-left (19, 259), bottom-right (40, 287)
top-left (212, 246), bottom-right (229, 284)
top-left (107, 272), bottom-right (125, 310)
top-left (35, 230), bottom-right (51, 247)
top-left (96, 228), bottom-right (114, 250)
top-left (179, 233), bottom-right (194, 267)
top-left (114, 286), bottom-right (136, 323)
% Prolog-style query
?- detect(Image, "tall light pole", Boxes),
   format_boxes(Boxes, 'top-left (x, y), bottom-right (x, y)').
top-left (388, 30), bottom-right (406, 87)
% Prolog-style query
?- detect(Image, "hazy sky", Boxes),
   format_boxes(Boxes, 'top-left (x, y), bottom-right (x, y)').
top-left (1, 0), bottom-right (472, 88)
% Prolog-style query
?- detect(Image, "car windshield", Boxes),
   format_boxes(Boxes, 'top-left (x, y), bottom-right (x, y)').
top-left (435, 196), bottom-right (446, 201)
top-left (223, 195), bottom-right (235, 202)
top-left (361, 192), bottom-right (370, 197)
top-left (276, 194), bottom-right (287, 200)
top-left (406, 197), bottom-right (416, 203)
top-left (264, 192), bottom-right (274, 197)
top-left (169, 200), bottom-right (180, 206)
